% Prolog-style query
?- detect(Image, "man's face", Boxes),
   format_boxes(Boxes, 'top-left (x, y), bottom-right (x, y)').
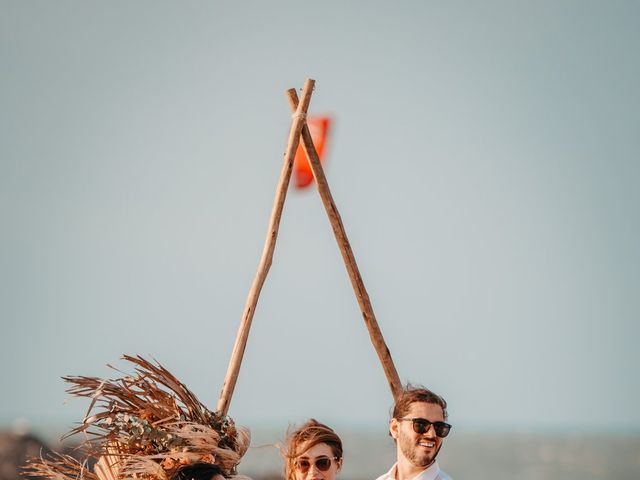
top-left (390, 402), bottom-right (445, 470)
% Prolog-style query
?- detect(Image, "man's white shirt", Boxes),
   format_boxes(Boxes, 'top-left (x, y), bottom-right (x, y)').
top-left (375, 462), bottom-right (452, 480)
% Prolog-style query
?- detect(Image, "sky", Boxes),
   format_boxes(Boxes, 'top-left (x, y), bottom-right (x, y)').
top-left (1, 1), bottom-right (639, 434)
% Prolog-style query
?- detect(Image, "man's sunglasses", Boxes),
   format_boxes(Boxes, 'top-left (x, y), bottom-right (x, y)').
top-left (295, 456), bottom-right (339, 473)
top-left (398, 417), bottom-right (452, 438)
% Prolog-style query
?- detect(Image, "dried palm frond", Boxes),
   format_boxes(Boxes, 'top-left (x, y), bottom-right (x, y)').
top-left (24, 356), bottom-right (250, 480)
top-left (23, 452), bottom-right (98, 480)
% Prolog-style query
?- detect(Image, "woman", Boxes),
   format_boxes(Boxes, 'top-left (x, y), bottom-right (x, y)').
top-left (284, 419), bottom-right (343, 480)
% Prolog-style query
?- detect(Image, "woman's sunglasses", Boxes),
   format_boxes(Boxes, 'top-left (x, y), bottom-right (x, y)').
top-left (398, 417), bottom-right (452, 438)
top-left (295, 456), bottom-right (339, 473)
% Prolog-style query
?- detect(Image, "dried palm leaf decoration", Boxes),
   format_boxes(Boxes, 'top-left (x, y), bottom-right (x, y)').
top-left (24, 355), bottom-right (250, 480)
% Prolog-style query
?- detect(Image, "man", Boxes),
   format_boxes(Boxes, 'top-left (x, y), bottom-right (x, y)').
top-left (376, 385), bottom-right (453, 480)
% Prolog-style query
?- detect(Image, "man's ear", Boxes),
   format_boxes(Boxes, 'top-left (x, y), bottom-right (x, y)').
top-left (389, 418), bottom-right (400, 440)
top-left (336, 458), bottom-right (343, 473)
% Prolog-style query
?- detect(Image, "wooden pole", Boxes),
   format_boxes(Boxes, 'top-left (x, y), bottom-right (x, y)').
top-left (216, 79), bottom-right (316, 415)
top-left (286, 89), bottom-right (403, 400)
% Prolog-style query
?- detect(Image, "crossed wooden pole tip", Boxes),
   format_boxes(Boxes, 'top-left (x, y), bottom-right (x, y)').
top-left (216, 78), bottom-right (401, 417)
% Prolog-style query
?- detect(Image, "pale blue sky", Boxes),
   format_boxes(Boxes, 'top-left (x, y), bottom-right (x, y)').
top-left (1, 1), bottom-right (639, 433)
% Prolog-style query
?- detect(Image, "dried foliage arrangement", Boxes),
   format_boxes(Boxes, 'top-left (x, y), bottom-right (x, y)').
top-left (24, 355), bottom-right (250, 480)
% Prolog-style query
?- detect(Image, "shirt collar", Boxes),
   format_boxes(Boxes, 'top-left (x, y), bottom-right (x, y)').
top-left (387, 461), bottom-right (442, 480)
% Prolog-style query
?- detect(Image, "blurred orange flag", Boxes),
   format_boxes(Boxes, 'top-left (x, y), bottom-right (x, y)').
top-left (293, 116), bottom-right (331, 189)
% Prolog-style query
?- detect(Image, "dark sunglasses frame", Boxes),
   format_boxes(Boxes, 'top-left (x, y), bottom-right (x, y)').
top-left (295, 456), bottom-right (339, 473)
top-left (397, 417), bottom-right (452, 438)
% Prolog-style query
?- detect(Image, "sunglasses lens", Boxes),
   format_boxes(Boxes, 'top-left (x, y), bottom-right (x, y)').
top-left (434, 423), bottom-right (451, 438)
top-left (296, 460), bottom-right (311, 473)
top-left (412, 419), bottom-right (429, 434)
top-left (315, 458), bottom-right (332, 471)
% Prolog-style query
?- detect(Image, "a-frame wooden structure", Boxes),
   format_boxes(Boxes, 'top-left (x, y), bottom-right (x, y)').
top-left (216, 79), bottom-right (402, 417)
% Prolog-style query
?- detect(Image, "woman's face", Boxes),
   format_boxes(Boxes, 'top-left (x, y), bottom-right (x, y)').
top-left (294, 442), bottom-right (342, 480)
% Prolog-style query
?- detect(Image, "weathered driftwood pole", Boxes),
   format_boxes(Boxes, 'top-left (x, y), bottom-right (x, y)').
top-left (286, 89), bottom-right (403, 400)
top-left (216, 79), bottom-right (316, 415)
